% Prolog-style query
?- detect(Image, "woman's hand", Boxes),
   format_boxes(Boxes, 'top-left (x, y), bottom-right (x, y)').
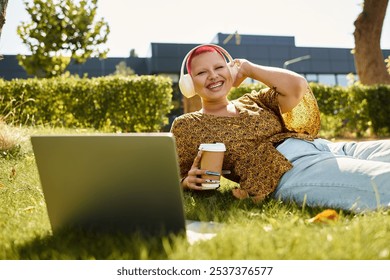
top-left (232, 188), bottom-right (249, 199)
top-left (182, 150), bottom-right (215, 190)
top-left (232, 188), bottom-right (264, 204)
top-left (230, 59), bottom-right (250, 87)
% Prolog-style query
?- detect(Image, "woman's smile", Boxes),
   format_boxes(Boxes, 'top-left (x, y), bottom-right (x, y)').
top-left (207, 81), bottom-right (224, 90)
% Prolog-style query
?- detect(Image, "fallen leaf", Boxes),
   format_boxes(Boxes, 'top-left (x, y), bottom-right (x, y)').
top-left (308, 209), bottom-right (339, 224)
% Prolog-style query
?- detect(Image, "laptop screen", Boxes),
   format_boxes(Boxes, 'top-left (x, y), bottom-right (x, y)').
top-left (31, 133), bottom-right (186, 236)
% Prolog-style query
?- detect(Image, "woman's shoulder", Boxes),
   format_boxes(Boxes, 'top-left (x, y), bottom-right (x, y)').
top-left (171, 112), bottom-right (203, 129)
top-left (170, 112), bottom-right (210, 139)
top-left (173, 111), bottom-right (202, 122)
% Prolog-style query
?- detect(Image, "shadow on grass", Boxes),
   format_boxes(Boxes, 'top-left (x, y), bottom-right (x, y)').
top-left (182, 188), bottom-right (259, 221)
top-left (16, 226), bottom-right (188, 260)
top-left (16, 227), bottom-right (188, 260)
top-left (15, 190), bottom-right (247, 260)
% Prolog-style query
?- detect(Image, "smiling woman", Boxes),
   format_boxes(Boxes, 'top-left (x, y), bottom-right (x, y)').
top-left (171, 44), bottom-right (390, 212)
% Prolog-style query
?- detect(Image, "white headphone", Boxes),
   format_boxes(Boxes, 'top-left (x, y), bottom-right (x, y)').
top-left (178, 44), bottom-right (237, 98)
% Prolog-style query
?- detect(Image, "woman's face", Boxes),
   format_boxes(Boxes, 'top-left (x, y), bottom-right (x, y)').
top-left (190, 51), bottom-right (233, 100)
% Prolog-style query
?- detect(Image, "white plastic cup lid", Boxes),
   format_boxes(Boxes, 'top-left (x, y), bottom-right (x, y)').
top-left (198, 143), bottom-right (226, 152)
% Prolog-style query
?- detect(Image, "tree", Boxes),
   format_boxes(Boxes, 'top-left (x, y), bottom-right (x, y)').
top-left (129, 48), bottom-right (138, 58)
top-left (0, 0), bottom-right (9, 59)
top-left (17, 0), bottom-right (110, 78)
top-left (112, 61), bottom-right (135, 76)
top-left (353, 0), bottom-right (390, 85)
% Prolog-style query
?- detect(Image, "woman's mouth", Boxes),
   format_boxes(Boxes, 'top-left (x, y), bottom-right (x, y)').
top-left (207, 81), bottom-right (224, 90)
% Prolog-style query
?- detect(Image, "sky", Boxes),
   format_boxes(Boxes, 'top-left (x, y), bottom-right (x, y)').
top-left (1, 0), bottom-right (390, 58)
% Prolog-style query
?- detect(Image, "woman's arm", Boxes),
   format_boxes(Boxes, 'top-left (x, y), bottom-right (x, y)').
top-left (232, 60), bottom-right (308, 113)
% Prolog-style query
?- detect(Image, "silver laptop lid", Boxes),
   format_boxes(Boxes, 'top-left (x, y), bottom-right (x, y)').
top-left (31, 133), bottom-right (186, 235)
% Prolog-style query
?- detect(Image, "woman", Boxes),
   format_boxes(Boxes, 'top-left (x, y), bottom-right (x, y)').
top-left (170, 44), bottom-right (390, 212)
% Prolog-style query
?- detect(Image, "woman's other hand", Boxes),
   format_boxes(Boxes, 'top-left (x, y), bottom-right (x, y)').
top-left (232, 188), bottom-right (264, 204)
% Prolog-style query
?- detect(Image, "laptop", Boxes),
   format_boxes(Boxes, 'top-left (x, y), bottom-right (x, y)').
top-left (31, 133), bottom-right (187, 236)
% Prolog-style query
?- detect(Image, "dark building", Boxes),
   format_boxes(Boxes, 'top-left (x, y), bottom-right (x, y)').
top-left (2, 32), bottom-right (389, 86)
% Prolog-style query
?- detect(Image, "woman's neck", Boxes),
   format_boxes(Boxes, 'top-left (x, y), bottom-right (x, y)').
top-left (200, 99), bottom-right (238, 117)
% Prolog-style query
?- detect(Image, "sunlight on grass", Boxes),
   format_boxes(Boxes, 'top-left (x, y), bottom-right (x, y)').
top-left (0, 121), bottom-right (28, 158)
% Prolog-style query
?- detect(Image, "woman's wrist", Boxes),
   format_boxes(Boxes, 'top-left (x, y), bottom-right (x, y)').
top-left (238, 60), bottom-right (254, 77)
top-left (180, 177), bottom-right (188, 189)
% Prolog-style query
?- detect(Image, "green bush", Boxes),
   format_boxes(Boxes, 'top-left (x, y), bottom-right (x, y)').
top-left (0, 76), bottom-right (173, 132)
top-left (312, 83), bottom-right (390, 137)
top-left (356, 84), bottom-right (390, 136)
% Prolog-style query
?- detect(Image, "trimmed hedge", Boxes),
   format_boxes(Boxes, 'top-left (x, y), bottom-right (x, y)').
top-left (311, 83), bottom-right (390, 137)
top-left (1, 76), bottom-right (389, 137)
top-left (0, 76), bottom-right (173, 132)
top-left (229, 82), bottom-right (390, 138)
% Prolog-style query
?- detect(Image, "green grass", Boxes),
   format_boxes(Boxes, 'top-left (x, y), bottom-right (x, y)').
top-left (1, 125), bottom-right (390, 260)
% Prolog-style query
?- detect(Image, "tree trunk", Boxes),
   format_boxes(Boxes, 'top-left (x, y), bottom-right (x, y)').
top-left (353, 0), bottom-right (390, 85)
top-left (0, 0), bottom-right (8, 43)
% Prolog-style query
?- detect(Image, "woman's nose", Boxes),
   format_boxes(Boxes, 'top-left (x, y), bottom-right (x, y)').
top-left (208, 70), bottom-right (219, 80)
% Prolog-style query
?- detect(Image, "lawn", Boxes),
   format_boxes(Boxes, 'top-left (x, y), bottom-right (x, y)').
top-left (1, 125), bottom-right (390, 260)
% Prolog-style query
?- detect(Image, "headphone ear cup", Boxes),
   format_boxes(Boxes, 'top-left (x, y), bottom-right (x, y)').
top-left (179, 74), bottom-right (196, 98)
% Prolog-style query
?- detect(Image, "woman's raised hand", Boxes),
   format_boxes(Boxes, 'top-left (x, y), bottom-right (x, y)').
top-left (230, 59), bottom-right (249, 87)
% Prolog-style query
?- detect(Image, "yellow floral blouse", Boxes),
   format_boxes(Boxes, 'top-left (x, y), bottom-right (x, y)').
top-left (170, 87), bottom-right (321, 200)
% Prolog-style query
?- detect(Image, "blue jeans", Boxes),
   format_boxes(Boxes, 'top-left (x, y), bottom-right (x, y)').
top-left (273, 138), bottom-right (390, 212)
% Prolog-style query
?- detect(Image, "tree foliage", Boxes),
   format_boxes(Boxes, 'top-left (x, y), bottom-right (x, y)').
top-left (17, 0), bottom-right (110, 78)
top-left (112, 61), bottom-right (135, 76)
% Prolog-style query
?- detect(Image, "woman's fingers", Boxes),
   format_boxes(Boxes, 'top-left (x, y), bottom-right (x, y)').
top-left (185, 150), bottom-right (205, 190)
top-left (187, 150), bottom-right (222, 191)
top-left (191, 150), bottom-right (202, 168)
top-left (186, 176), bottom-right (205, 190)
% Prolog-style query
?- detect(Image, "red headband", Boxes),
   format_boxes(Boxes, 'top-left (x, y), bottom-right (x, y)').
top-left (186, 45), bottom-right (224, 75)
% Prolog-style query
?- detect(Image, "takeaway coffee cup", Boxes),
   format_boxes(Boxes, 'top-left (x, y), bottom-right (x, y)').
top-left (198, 143), bottom-right (226, 190)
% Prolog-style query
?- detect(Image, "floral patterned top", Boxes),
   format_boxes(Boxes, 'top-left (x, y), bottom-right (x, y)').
top-left (170, 87), bottom-right (321, 200)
